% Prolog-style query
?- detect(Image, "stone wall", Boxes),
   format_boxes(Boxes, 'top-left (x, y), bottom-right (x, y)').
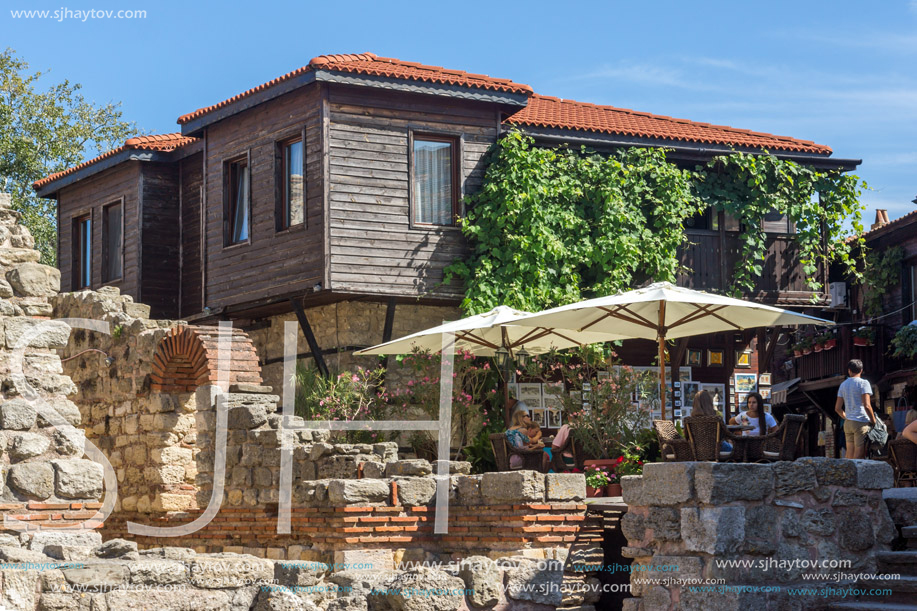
top-left (620, 459), bottom-right (897, 610)
top-left (0, 192), bottom-right (104, 531)
top-left (0, 530), bottom-right (600, 611)
top-left (246, 301), bottom-right (461, 390)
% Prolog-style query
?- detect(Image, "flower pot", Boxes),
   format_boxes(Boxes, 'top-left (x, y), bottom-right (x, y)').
top-left (802, 348), bottom-right (813, 355)
top-left (813, 343), bottom-right (824, 353)
top-left (853, 337), bottom-right (868, 347)
top-left (605, 483), bottom-right (622, 497)
top-left (794, 350), bottom-right (803, 357)
top-left (586, 485), bottom-right (604, 498)
top-left (823, 339), bottom-right (837, 350)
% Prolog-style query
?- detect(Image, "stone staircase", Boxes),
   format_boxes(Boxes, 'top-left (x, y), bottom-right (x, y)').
top-left (829, 524), bottom-right (917, 610)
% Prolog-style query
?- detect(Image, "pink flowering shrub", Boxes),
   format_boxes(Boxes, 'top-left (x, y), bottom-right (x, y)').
top-left (294, 364), bottom-right (388, 443)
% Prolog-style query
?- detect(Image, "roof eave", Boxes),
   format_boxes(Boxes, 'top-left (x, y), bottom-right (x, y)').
top-left (508, 125), bottom-right (861, 171)
top-left (179, 70), bottom-right (529, 136)
top-left (35, 148), bottom-right (172, 198)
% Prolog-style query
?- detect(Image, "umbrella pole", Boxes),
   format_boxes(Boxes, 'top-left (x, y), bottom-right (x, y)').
top-left (658, 335), bottom-right (667, 421)
top-left (658, 301), bottom-right (667, 421)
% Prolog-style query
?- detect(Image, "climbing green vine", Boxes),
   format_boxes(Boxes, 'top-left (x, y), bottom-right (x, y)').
top-left (446, 130), bottom-right (865, 314)
top-left (862, 246), bottom-right (903, 318)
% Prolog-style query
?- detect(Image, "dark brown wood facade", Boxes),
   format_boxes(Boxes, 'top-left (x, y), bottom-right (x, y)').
top-left (57, 163), bottom-right (141, 299)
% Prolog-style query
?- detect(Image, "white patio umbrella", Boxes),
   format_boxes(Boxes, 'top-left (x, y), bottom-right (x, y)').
top-left (356, 305), bottom-right (615, 423)
top-left (511, 282), bottom-right (834, 419)
top-left (356, 305), bottom-right (614, 357)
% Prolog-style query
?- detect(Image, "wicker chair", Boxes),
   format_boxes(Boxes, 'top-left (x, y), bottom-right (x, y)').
top-left (550, 431), bottom-right (583, 472)
top-left (889, 438), bottom-right (917, 487)
top-left (730, 414), bottom-right (807, 462)
top-left (653, 420), bottom-right (694, 462)
top-left (489, 433), bottom-right (545, 472)
top-left (684, 416), bottom-right (731, 462)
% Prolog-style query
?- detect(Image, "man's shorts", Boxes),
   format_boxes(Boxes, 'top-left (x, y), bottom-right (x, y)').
top-left (844, 419), bottom-right (871, 448)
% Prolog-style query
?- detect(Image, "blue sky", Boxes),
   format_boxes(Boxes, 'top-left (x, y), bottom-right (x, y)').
top-left (5, 0), bottom-right (917, 223)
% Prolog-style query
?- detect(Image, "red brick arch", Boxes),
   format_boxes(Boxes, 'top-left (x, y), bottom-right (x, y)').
top-left (150, 326), bottom-right (263, 393)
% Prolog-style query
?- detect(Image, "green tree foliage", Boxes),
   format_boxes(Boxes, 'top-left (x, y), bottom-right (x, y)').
top-left (0, 48), bottom-right (138, 264)
top-left (448, 130), bottom-right (865, 314)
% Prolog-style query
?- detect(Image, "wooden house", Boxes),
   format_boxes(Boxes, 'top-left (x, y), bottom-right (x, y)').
top-left (779, 206), bottom-right (917, 455)
top-left (34, 52), bottom-right (861, 393)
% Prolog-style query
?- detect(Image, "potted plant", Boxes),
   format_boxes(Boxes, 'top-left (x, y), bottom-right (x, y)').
top-left (890, 323), bottom-right (917, 360)
top-left (819, 331), bottom-right (837, 351)
top-left (605, 470), bottom-right (622, 497)
top-left (792, 339), bottom-right (804, 358)
top-left (585, 464), bottom-right (612, 497)
top-left (853, 327), bottom-right (876, 347)
top-left (813, 333), bottom-right (825, 352)
top-left (799, 336), bottom-right (814, 355)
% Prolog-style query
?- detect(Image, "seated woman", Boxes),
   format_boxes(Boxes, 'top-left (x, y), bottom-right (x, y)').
top-left (506, 410), bottom-right (549, 469)
top-left (902, 418), bottom-right (917, 445)
top-left (729, 392), bottom-right (777, 436)
top-left (545, 423), bottom-right (576, 471)
top-left (692, 390), bottom-right (732, 453)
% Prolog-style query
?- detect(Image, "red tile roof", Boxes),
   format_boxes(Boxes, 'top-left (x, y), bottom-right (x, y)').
top-left (861, 207), bottom-right (917, 241)
top-left (33, 133), bottom-right (197, 190)
top-left (506, 94), bottom-right (832, 155)
top-left (177, 52), bottom-right (533, 125)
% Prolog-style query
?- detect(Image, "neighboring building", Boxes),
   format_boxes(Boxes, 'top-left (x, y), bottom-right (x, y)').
top-left (34, 52), bottom-right (860, 391)
top-left (776, 205), bottom-right (917, 456)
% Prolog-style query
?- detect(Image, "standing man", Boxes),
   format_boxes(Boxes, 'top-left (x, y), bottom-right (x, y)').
top-left (834, 359), bottom-right (876, 459)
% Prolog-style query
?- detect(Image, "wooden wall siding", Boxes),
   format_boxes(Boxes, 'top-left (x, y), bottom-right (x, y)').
top-left (56, 163), bottom-right (141, 296)
top-left (180, 153), bottom-right (203, 317)
top-left (140, 163), bottom-right (181, 318)
top-left (203, 84), bottom-right (324, 309)
top-left (678, 230), bottom-right (814, 301)
top-left (326, 86), bottom-right (490, 299)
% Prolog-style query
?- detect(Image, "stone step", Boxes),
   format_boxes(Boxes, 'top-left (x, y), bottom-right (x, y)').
top-left (877, 551), bottom-right (917, 576)
top-left (829, 603), bottom-right (917, 611)
top-left (902, 526), bottom-right (917, 540)
top-left (858, 576), bottom-right (917, 603)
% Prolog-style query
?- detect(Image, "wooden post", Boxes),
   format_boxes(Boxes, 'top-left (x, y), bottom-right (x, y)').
top-left (289, 298), bottom-right (330, 378)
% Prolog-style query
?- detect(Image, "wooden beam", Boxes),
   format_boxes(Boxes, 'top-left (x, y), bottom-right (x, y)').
top-left (382, 297), bottom-right (397, 343)
top-left (760, 327), bottom-right (782, 375)
top-left (289, 298), bottom-right (330, 378)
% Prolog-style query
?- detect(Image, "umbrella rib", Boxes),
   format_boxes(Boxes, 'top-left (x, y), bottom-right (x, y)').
top-left (509, 327), bottom-right (551, 348)
top-left (579, 305), bottom-right (656, 332)
top-left (456, 330), bottom-right (500, 350)
top-left (668, 304), bottom-right (730, 329)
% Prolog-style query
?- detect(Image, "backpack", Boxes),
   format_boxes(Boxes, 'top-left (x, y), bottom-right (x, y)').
top-left (866, 417), bottom-right (888, 454)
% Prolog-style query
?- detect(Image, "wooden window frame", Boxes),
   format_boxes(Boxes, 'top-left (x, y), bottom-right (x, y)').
top-left (101, 198), bottom-right (124, 284)
top-left (223, 152), bottom-right (252, 248)
top-left (408, 130), bottom-right (462, 230)
top-left (275, 129), bottom-right (307, 232)
top-left (72, 212), bottom-right (92, 290)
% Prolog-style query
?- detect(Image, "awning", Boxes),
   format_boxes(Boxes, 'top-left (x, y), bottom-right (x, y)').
top-left (771, 377), bottom-right (800, 406)
top-left (798, 376), bottom-right (845, 392)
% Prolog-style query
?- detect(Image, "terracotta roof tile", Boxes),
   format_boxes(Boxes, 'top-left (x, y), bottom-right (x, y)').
top-left (33, 133), bottom-right (197, 190)
top-left (505, 94), bottom-right (832, 155)
top-left (861, 207), bottom-right (917, 240)
top-left (177, 52), bottom-right (533, 125)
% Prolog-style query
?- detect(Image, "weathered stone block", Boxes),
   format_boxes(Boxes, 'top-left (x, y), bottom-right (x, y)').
top-left (189, 554), bottom-right (273, 588)
top-left (8, 462), bottom-right (54, 498)
top-left (128, 559), bottom-right (187, 585)
top-left (457, 555), bottom-right (501, 608)
top-left (852, 459), bottom-right (894, 489)
top-left (480, 471), bottom-right (545, 503)
top-left (832, 489), bottom-right (869, 506)
top-left (621, 475), bottom-right (645, 506)
top-left (837, 507), bottom-right (875, 551)
top-left (384, 459), bottom-right (432, 477)
top-left (361, 461), bottom-right (385, 479)
top-left (802, 508), bottom-right (836, 536)
top-left (503, 557), bottom-right (564, 606)
top-left (327, 479), bottom-right (390, 505)
top-left (797, 456), bottom-right (857, 487)
top-left (7, 262), bottom-right (60, 297)
top-left (645, 507), bottom-right (681, 541)
top-left (694, 462), bottom-right (773, 503)
top-left (8, 432), bottom-right (50, 459)
top-left (772, 461), bottom-right (817, 496)
top-left (227, 404), bottom-right (268, 430)
top-left (639, 462), bottom-right (695, 506)
top-left (681, 506), bottom-right (745, 555)
top-left (621, 512), bottom-right (646, 544)
top-left (332, 549), bottom-right (394, 572)
top-left (1, 398), bottom-right (37, 430)
top-left (395, 477), bottom-right (437, 506)
top-left (4, 317), bottom-right (69, 349)
top-left (52, 459), bottom-right (103, 499)
top-left (545, 473), bottom-right (586, 501)
top-left (452, 475), bottom-right (483, 505)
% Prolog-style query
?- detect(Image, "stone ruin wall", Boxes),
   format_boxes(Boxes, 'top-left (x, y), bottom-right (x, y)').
top-left (620, 460), bottom-right (898, 611)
